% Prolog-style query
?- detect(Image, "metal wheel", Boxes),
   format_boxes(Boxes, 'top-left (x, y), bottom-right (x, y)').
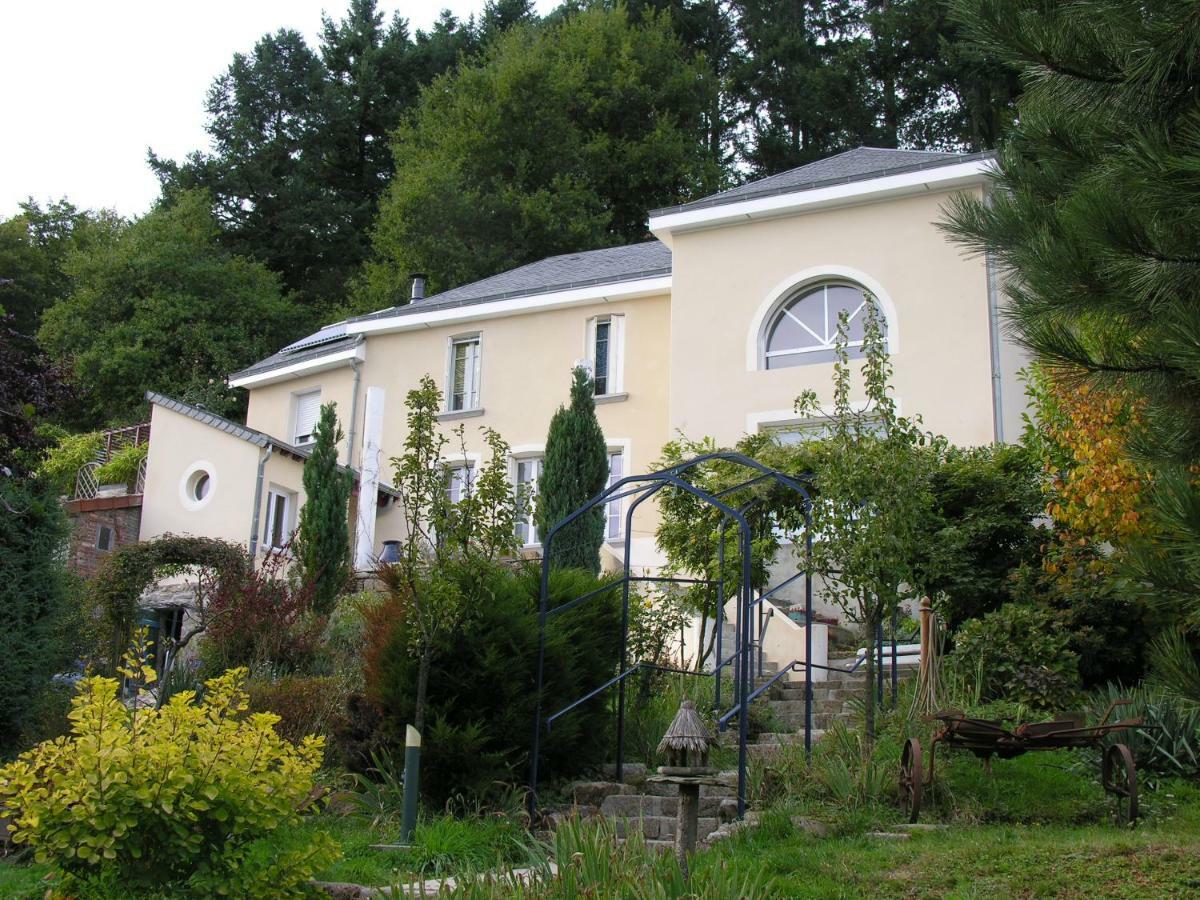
top-left (1101, 743), bottom-right (1138, 826)
top-left (899, 737), bottom-right (924, 823)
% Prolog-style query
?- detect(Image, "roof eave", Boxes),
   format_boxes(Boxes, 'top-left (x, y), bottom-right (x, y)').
top-left (228, 340), bottom-right (366, 390)
top-left (345, 273), bottom-right (673, 337)
top-left (648, 157), bottom-right (996, 241)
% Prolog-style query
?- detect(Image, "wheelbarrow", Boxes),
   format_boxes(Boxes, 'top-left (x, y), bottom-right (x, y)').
top-left (898, 699), bottom-right (1144, 825)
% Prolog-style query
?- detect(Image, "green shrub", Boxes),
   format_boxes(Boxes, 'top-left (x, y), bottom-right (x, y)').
top-left (435, 815), bottom-right (776, 898)
top-left (953, 604), bottom-right (1081, 711)
top-left (94, 442), bottom-right (147, 487)
top-left (320, 589), bottom-right (384, 686)
top-left (1010, 549), bottom-right (1155, 688)
top-left (0, 474), bottom-right (78, 757)
top-left (406, 814), bottom-right (530, 877)
top-left (623, 673), bottom-right (776, 769)
top-left (923, 443), bottom-right (1044, 631)
top-left (363, 561), bottom-right (622, 804)
top-left (37, 430), bottom-right (101, 494)
top-left (1088, 683), bottom-right (1200, 780)
top-left (0, 668), bottom-right (338, 897)
top-left (246, 674), bottom-right (350, 763)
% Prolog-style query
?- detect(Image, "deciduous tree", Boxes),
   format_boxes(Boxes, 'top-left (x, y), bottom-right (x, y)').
top-left (797, 301), bottom-right (942, 740)
top-left (358, 5), bottom-right (718, 307)
top-left (37, 190), bottom-right (297, 427)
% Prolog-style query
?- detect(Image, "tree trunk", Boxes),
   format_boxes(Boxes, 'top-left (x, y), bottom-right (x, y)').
top-left (414, 646), bottom-right (432, 736)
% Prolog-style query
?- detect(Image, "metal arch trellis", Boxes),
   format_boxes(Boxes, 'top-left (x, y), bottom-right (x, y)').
top-left (527, 452), bottom-right (815, 822)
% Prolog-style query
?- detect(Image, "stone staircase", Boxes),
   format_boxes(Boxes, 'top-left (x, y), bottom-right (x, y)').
top-left (565, 655), bottom-right (917, 845)
top-left (570, 764), bottom-right (739, 853)
top-left (753, 656), bottom-right (918, 756)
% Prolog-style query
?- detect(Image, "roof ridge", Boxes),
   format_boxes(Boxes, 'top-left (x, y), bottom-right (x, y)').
top-left (649, 147), bottom-right (995, 219)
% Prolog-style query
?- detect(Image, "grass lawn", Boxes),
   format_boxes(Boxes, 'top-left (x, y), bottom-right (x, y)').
top-left (0, 857), bottom-right (50, 899)
top-left (3, 748), bottom-right (1197, 897)
top-left (693, 746), bottom-right (1200, 899)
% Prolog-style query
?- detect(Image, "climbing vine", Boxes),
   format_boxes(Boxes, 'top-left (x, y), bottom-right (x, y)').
top-left (88, 535), bottom-right (249, 676)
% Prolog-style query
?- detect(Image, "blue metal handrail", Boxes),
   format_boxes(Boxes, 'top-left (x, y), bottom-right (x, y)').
top-left (528, 452), bottom-right (816, 821)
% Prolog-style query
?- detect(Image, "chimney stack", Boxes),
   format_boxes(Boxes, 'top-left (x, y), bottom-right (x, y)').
top-left (410, 273), bottom-right (427, 302)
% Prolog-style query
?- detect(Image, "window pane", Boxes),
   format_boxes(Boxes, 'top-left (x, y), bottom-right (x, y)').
top-left (269, 493), bottom-right (287, 548)
top-left (606, 452), bottom-right (624, 540)
top-left (594, 321), bottom-right (610, 395)
top-left (451, 339), bottom-right (480, 411)
top-left (764, 283), bottom-right (878, 370)
top-left (451, 343), bottom-right (467, 410)
top-left (514, 457), bottom-right (541, 544)
top-left (765, 310), bottom-right (806, 354)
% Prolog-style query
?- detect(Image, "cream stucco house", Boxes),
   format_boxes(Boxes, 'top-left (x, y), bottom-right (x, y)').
top-left (128, 147), bottom-right (1024, 653)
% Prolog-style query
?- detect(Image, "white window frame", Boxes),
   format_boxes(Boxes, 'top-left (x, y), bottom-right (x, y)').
top-left (446, 334), bottom-right (482, 412)
top-left (264, 486), bottom-right (296, 552)
top-left (512, 453), bottom-right (544, 547)
top-left (445, 461), bottom-right (476, 505)
top-left (586, 314), bottom-right (625, 396)
top-left (96, 524), bottom-right (115, 552)
top-left (746, 266), bottom-right (900, 372)
top-left (604, 443), bottom-right (629, 542)
top-left (761, 282), bottom-right (879, 369)
top-left (292, 389), bottom-right (322, 446)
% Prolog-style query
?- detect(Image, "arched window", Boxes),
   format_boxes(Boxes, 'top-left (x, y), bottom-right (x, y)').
top-left (762, 282), bottom-right (884, 369)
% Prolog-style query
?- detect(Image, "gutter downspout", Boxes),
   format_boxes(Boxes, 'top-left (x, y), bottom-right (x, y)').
top-left (983, 184), bottom-right (1005, 444)
top-left (345, 355), bottom-right (363, 467)
top-left (248, 445), bottom-right (273, 557)
top-left (985, 249), bottom-right (1004, 444)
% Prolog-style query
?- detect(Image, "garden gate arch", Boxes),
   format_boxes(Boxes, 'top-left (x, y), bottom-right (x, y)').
top-left (529, 452), bottom-right (815, 820)
top-left (89, 535), bottom-right (249, 679)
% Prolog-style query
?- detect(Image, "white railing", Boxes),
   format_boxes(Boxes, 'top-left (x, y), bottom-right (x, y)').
top-left (74, 461), bottom-right (100, 500)
top-left (134, 455), bottom-right (148, 495)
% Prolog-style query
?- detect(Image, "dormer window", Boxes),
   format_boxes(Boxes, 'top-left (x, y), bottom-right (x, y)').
top-left (293, 389), bottom-right (321, 445)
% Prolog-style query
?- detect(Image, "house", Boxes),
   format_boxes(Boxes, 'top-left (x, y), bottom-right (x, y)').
top-left (94, 147), bottom-right (1027, 664)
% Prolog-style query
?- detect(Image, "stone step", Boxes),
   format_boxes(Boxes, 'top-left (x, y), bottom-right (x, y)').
top-left (768, 698), bottom-right (853, 719)
top-left (753, 730), bottom-right (826, 745)
top-left (612, 815), bottom-right (719, 841)
top-left (776, 682), bottom-right (863, 697)
top-left (599, 793), bottom-right (733, 820)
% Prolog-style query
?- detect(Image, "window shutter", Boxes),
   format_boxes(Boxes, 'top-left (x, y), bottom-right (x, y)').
top-left (294, 392), bottom-right (321, 444)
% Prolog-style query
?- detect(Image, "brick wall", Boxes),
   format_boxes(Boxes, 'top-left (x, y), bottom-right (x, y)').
top-left (65, 496), bottom-right (143, 579)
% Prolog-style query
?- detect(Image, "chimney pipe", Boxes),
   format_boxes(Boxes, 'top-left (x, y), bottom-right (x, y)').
top-left (410, 273), bottom-right (427, 302)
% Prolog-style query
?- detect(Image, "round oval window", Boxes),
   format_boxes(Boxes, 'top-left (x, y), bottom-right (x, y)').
top-left (192, 472), bottom-right (211, 501)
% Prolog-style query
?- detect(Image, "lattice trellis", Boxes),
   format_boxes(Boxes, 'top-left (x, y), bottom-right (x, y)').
top-left (74, 461), bottom-right (100, 500)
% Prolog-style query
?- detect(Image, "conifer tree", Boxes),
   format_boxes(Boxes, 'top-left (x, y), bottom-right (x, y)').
top-left (943, 0), bottom-right (1200, 625)
top-left (538, 366), bottom-right (610, 575)
top-left (294, 402), bottom-right (352, 614)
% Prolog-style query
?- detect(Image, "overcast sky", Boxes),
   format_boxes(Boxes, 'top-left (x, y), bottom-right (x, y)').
top-left (0, 0), bottom-right (556, 220)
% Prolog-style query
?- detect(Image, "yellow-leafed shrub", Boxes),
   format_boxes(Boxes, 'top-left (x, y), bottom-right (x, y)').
top-left (0, 667), bottom-right (339, 897)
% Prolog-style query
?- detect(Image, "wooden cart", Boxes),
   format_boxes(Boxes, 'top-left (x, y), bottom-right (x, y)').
top-left (899, 699), bottom-right (1144, 826)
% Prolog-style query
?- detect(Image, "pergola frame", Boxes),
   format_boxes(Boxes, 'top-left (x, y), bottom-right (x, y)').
top-left (528, 452), bottom-right (815, 820)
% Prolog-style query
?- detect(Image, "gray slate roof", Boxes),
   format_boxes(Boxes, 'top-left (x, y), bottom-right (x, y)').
top-left (145, 391), bottom-right (399, 497)
top-left (348, 240), bottom-right (672, 325)
top-left (229, 333), bottom-right (362, 383)
top-left (650, 147), bottom-right (993, 217)
top-left (231, 147), bottom-right (990, 381)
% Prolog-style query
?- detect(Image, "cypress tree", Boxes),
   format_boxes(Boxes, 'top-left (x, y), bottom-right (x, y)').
top-left (538, 366), bottom-right (610, 575)
top-left (943, 0), bottom-right (1200, 622)
top-left (0, 473), bottom-right (75, 754)
top-left (294, 402), bottom-right (353, 614)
